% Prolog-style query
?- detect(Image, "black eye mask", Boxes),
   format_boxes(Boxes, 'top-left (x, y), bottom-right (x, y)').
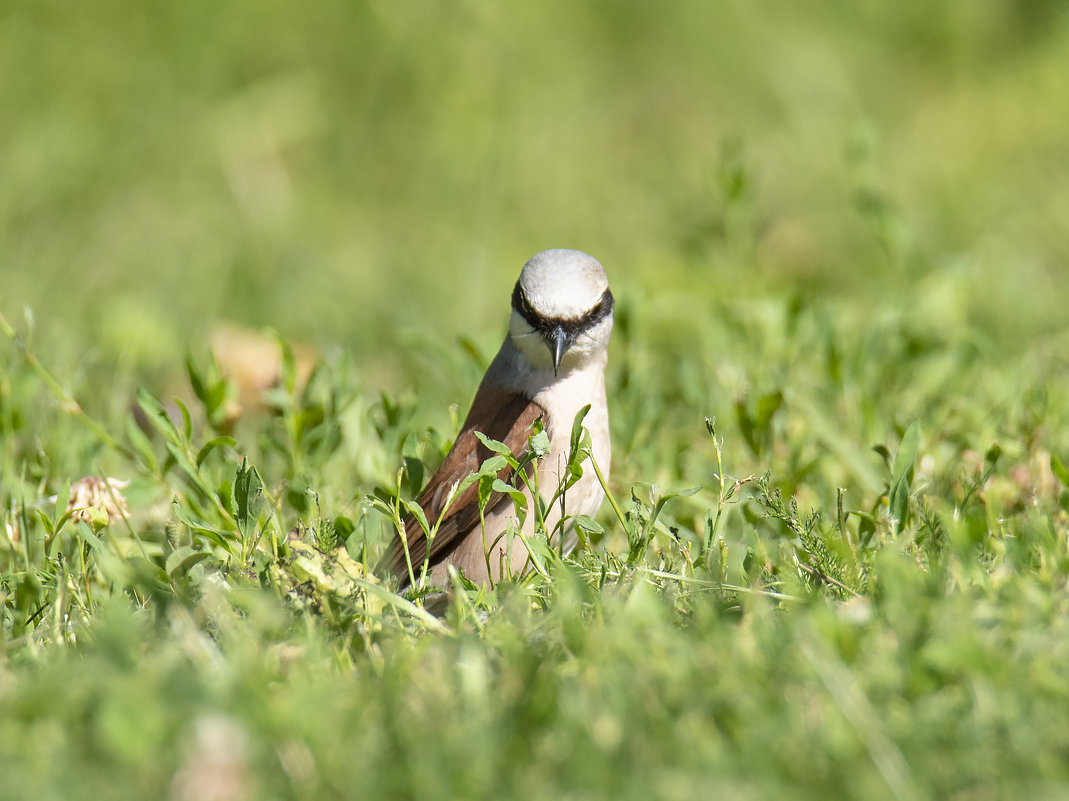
top-left (510, 283), bottom-right (614, 338)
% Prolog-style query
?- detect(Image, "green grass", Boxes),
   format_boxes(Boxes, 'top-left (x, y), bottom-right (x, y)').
top-left (3, 1), bottom-right (1069, 799)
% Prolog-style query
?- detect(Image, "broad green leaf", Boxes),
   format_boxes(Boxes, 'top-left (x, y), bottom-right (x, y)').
top-left (1051, 453), bottom-right (1069, 488)
top-left (234, 459), bottom-right (265, 538)
top-left (165, 546), bottom-right (211, 579)
top-left (402, 499), bottom-right (430, 536)
top-left (334, 515), bottom-right (356, 539)
top-left (524, 532), bottom-right (555, 563)
top-left (185, 352), bottom-right (208, 406)
top-left (476, 454), bottom-right (508, 478)
top-left (35, 508), bottom-right (55, 538)
top-left (851, 510), bottom-right (877, 547)
top-left (196, 436), bottom-right (236, 468)
top-left (75, 521), bottom-right (104, 550)
top-left (889, 422), bottom-right (921, 532)
top-left (569, 405), bottom-right (591, 454)
top-left (208, 380), bottom-right (228, 419)
top-left (652, 485), bottom-right (702, 525)
top-left (571, 514), bottom-right (603, 546)
top-left (172, 499), bottom-right (231, 550)
top-left (477, 474), bottom-right (495, 511)
top-left (174, 396), bottom-right (193, 442)
top-left (366, 496), bottom-right (394, 518)
top-left (474, 431), bottom-right (519, 469)
top-left (755, 390), bottom-right (783, 430)
top-left (454, 454), bottom-right (509, 500)
top-left (136, 386), bottom-right (180, 442)
top-left (401, 454), bottom-right (424, 500)
top-left (871, 444), bottom-right (893, 471)
top-left (891, 422), bottom-right (921, 482)
top-left (492, 478), bottom-right (527, 514)
top-left (529, 427), bottom-right (552, 459)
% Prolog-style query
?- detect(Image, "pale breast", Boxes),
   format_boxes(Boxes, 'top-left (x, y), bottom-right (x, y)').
top-left (427, 362), bottom-right (610, 585)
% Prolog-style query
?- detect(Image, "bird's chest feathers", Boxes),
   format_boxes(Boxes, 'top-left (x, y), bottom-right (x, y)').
top-left (532, 367), bottom-right (611, 475)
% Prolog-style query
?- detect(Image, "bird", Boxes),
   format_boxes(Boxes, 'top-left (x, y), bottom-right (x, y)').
top-left (380, 249), bottom-right (614, 588)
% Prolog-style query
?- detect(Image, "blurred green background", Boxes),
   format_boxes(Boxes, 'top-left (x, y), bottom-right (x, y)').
top-left (3, 0), bottom-right (1067, 390)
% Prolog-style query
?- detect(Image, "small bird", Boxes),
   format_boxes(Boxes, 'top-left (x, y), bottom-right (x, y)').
top-left (380, 249), bottom-right (614, 587)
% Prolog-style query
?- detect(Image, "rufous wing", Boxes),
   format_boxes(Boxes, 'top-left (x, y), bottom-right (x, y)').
top-left (379, 381), bottom-right (545, 581)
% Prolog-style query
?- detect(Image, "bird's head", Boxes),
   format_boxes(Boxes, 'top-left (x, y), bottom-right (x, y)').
top-left (508, 249), bottom-right (614, 376)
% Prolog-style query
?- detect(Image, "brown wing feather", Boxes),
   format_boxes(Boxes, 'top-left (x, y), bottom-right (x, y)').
top-left (379, 382), bottom-right (544, 581)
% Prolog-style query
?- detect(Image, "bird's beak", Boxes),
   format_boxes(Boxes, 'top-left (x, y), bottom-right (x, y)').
top-left (549, 326), bottom-right (570, 376)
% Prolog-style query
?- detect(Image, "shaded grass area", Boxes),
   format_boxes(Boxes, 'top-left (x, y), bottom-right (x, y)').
top-left (3, 1), bottom-right (1069, 799)
top-left (6, 564), bottom-right (1069, 801)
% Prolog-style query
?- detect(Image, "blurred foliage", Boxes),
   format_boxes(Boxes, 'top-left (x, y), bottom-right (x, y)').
top-left (2, 0), bottom-right (1068, 382)
top-left (3, 1), bottom-right (1069, 799)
